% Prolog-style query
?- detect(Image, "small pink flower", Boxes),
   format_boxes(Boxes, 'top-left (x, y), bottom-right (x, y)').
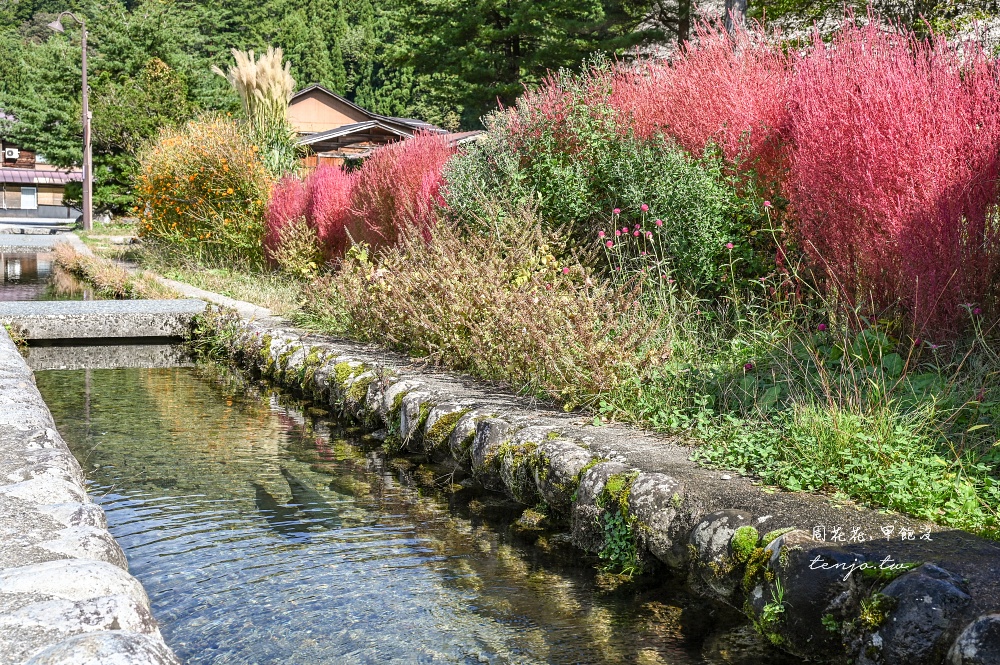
top-left (640, 203), bottom-right (649, 212)
top-left (646, 231), bottom-right (653, 238)
top-left (655, 219), bottom-right (663, 227)
top-left (545, 283), bottom-right (552, 290)
top-left (562, 267), bottom-right (570, 274)
top-left (598, 230), bottom-right (605, 238)
top-left (622, 227), bottom-right (628, 233)
top-left (914, 338), bottom-right (922, 346)
top-left (615, 230), bottom-right (621, 237)
top-left (640, 251), bottom-right (647, 256)
top-left (744, 362), bottom-right (754, 371)
top-left (726, 242), bottom-right (734, 249)
top-left (817, 323), bottom-right (827, 332)
top-left (973, 307), bottom-right (982, 315)
top-left (634, 224), bottom-right (640, 230)
top-left (606, 240), bottom-right (614, 248)
top-left (633, 230), bottom-right (640, 237)
top-left (668, 279), bottom-right (675, 284)
top-left (764, 201), bottom-right (772, 208)
top-left (613, 208), bottom-right (621, 215)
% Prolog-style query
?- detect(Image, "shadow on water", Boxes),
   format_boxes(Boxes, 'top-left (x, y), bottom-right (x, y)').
top-left (250, 480), bottom-right (314, 543)
top-left (34, 362), bottom-right (799, 665)
top-left (280, 466), bottom-right (344, 530)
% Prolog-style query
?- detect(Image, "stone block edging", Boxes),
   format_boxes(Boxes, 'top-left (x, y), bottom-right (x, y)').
top-left (0, 327), bottom-right (180, 665)
top-left (198, 308), bottom-right (1000, 665)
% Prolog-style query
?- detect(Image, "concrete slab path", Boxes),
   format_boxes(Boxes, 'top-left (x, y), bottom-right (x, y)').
top-left (0, 299), bottom-right (206, 340)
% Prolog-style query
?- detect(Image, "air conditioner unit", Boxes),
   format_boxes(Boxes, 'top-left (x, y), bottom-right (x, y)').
top-left (3, 148), bottom-right (19, 161)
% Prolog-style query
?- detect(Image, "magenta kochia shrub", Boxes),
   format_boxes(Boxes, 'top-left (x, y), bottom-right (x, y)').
top-left (610, 17), bottom-right (1000, 336)
top-left (349, 132), bottom-right (455, 249)
top-left (306, 166), bottom-right (356, 260)
top-left (265, 175), bottom-right (307, 263)
top-left (610, 23), bottom-right (791, 187)
top-left (265, 133), bottom-right (453, 266)
top-left (788, 22), bottom-right (1000, 336)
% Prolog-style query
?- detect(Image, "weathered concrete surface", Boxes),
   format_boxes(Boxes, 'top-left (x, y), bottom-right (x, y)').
top-left (0, 328), bottom-right (179, 664)
top-left (156, 278), bottom-right (271, 321)
top-left (197, 307), bottom-right (1000, 665)
top-left (24, 344), bottom-right (192, 371)
top-left (0, 234), bottom-right (87, 254)
top-left (0, 299), bottom-right (205, 340)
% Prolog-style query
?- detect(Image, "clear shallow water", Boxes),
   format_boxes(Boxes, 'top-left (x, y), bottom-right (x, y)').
top-left (36, 365), bottom-right (787, 665)
top-left (0, 252), bottom-right (96, 301)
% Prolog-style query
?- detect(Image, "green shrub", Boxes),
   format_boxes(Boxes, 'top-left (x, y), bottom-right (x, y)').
top-left (269, 215), bottom-right (323, 277)
top-left (442, 68), bottom-right (768, 293)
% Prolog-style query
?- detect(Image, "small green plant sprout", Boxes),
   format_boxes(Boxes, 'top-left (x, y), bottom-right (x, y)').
top-left (858, 593), bottom-right (896, 631)
top-left (595, 471), bottom-right (642, 577)
top-left (3, 323), bottom-right (27, 353)
top-left (756, 576), bottom-right (788, 645)
top-left (822, 614), bottom-right (839, 633)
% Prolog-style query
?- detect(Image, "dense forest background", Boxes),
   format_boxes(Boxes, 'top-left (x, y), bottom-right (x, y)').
top-left (0, 0), bottom-right (996, 212)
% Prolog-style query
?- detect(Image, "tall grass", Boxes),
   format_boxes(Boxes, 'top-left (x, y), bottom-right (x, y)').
top-left (213, 47), bottom-right (299, 175)
top-left (53, 243), bottom-right (177, 300)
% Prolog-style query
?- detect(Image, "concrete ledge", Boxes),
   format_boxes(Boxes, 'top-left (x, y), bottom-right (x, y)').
top-left (24, 344), bottom-right (192, 371)
top-left (0, 300), bottom-right (206, 340)
top-left (0, 328), bottom-right (179, 665)
top-left (197, 306), bottom-right (1000, 665)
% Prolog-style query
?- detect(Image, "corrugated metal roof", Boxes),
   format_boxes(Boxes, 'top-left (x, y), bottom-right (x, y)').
top-left (297, 120), bottom-right (413, 146)
top-left (443, 130), bottom-right (484, 146)
top-left (0, 168), bottom-right (81, 185)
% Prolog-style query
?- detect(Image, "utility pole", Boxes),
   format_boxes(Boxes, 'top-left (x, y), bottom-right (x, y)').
top-left (48, 12), bottom-right (92, 231)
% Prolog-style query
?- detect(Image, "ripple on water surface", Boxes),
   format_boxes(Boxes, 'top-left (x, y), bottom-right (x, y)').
top-left (35, 366), bottom-right (787, 665)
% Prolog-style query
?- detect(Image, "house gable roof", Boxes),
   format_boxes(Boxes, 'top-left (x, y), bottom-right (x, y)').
top-left (296, 119), bottom-right (413, 146)
top-left (289, 85), bottom-right (446, 136)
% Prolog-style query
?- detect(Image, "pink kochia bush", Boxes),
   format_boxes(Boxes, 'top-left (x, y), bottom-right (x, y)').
top-left (306, 166), bottom-right (356, 259)
top-left (788, 22), bottom-right (1000, 335)
top-left (605, 18), bottom-right (1000, 335)
top-left (265, 132), bottom-right (452, 264)
top-left (264, 175), bottom-right (307, 262)
top-left (349, 132), bottom-right (455, 248)
top-left (610, 23), bottom-right (791, 182)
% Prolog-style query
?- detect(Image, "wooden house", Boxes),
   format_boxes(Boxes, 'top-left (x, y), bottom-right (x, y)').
top-left (289, 85), bottom-right (479, 168)
top-left (0, 138), bottom-right (82, 219)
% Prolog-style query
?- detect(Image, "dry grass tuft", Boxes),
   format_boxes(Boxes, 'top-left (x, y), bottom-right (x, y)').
top-left (302, 220), bottom-right (660, 406)
top-left (53, 243), bottom-right (177, 300)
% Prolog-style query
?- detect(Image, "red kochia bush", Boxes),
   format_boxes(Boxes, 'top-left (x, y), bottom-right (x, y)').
top-left (610, 24), bottom-right (791, 181)
top-left (788, 21), bottom-right (1000, 334)
top-left (306, 166), bottom-right (356, 260)
top-left (349, 132), bottom-right (455, 248)
top-left (264, 175), bottom-right (307, 262)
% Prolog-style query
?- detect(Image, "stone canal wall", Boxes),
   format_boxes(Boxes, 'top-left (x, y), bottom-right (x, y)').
top-left (198, 306), bottom-right (1000, 665)
top-left (0, 327), bottom-right (180, 665)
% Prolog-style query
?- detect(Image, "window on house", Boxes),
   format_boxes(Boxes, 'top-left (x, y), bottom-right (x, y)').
top-left (20, 186), bottom-right (37, 210)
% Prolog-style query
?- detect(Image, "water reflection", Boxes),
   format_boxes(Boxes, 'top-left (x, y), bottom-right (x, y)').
top-left (36, 365), bottom-right (794, 665)
top-left (0, 251), bottom-right (98, 301)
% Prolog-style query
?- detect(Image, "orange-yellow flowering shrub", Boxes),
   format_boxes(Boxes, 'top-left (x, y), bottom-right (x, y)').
top-left (136, 116), bottom-right (272, 265)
